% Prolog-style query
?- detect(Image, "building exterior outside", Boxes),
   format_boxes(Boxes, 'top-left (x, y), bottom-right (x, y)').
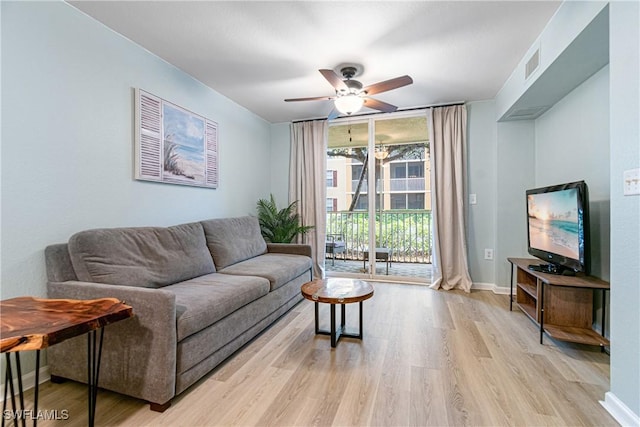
top-left (326, 148), bottom-right (431, 212)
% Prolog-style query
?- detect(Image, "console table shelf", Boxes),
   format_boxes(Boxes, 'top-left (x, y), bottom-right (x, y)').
top-left (508, 258), bottom-right (610, 348)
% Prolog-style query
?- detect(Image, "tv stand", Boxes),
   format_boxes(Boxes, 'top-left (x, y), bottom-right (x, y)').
top-left (508, 258), bottom-right (609, 348)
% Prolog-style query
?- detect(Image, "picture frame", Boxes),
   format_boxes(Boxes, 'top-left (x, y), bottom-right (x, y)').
top-left (134, 88), bottom-right (218, 189)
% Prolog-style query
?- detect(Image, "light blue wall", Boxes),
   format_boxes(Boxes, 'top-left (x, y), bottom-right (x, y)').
top-left (609, 1), bottom-right (640, 418)
top-left (534, 65), bottom-right (610, 280)
top-left (1, 1), bottom-right (272, 302)
top-left (467, 101), bottom-right (498, 285)
top-left (495, 120), bottom-right (536, 288)
top-left (269, 122), bottom-right (291, 205)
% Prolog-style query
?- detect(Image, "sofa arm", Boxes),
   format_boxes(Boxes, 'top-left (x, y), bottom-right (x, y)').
top-left (267, 243), bottom-right (312, 257)
top-left (47, 280), bottom-right (177, 406)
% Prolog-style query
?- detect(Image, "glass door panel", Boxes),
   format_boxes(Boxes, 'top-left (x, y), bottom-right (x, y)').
top-left (325, 112), bottom-right (432, 284)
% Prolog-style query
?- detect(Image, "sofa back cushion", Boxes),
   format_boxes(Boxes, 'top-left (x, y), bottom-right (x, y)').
top-left (200, 216), bottom-right (267, 269)
top-left (68, 222), bottom-right (215, 288)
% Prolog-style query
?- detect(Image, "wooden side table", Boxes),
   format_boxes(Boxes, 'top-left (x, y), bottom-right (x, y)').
top-left (0, 297), bottom-right (133, 427)
top-left (301, 278), bottom-right (374, 347)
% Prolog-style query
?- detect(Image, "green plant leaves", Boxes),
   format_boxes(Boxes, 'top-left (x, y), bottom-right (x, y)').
top-left (256, 194), bottom-right (314, 243)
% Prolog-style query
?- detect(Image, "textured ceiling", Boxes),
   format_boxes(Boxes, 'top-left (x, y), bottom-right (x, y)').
top-left (69, 1), bottom-right (561, 124)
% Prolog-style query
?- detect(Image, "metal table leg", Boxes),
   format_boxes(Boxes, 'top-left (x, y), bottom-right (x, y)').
top-left (87, 329), bottom-right (104, 427)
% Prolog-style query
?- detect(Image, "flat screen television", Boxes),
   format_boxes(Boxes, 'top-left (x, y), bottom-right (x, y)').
top-left (526, 180), bottom-right (590, 275)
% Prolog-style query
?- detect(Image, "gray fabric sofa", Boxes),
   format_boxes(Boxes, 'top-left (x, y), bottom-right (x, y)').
top-left (44, 216), bottom-right (312, 411)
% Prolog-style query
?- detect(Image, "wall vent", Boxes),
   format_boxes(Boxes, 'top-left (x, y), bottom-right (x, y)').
top-left (505, 106), bottom-right (550, 121)
top-left (525, 49), bottom-right (540, 80)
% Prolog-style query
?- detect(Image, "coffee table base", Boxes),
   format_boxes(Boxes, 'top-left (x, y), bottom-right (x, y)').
top-left (314, 301), bottom-right (364, 347)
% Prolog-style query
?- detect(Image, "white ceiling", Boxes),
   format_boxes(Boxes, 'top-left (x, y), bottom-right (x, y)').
top-left (69, 1), bottom-right (561, 124)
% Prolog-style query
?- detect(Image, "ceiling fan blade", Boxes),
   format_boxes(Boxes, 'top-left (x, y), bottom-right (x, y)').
top-left (319, 69), bottom-right (348, 91)
top-left (363, 75), bottom-right (413, 96)
top-left (284, 95), bottom-right (335, 102)
top-left (363, 98), bottom-right (398, 113)
top-left (327, 108), bottom-right (341, 120)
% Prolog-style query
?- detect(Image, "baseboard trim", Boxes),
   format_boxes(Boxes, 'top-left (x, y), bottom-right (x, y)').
top-left (600, 392), bottom-right (640, 427)
top-left (0, 365), bottom-right (50, 403)
top-left (472, 282), bottom-right (512, 295)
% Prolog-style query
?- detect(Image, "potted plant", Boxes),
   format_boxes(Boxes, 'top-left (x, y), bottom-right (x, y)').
top-left (256, 194), bottom-right (314, 243)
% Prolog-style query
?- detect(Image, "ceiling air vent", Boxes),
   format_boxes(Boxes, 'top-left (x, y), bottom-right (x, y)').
top-left (525, 49), bottom-right (540, 80)
top-left (505, 106), bottom-right (550, 121)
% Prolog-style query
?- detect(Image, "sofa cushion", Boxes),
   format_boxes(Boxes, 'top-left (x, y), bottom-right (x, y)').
top-left (167, 273), bottom-right (270, 341)
top-left (200, 217), bottom-right (267, 269)
top-left (68, 222), bottom-right (215, 288)
top-left (217, 253), bottom-right (312, 292)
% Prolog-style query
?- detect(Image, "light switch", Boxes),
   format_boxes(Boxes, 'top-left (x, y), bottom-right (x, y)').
top-left (624, 168), bottom-right (640, 196)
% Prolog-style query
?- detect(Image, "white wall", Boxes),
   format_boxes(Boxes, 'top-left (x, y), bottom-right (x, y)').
top-left (534, 65), bottom-right (610, 279)
top-left (607, 1), bottom-right (640, 421)
top-left (1, 0), bottom-right (272, 303)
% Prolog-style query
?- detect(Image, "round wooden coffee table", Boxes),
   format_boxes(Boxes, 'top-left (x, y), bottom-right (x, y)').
top-left (301, 278), bottom-right (374, 347)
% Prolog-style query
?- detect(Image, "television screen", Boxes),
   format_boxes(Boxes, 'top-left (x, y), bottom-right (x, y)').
top-left (526, 181), bottom-right (589, 274)
top-left (527, 188), bottom-right (580, 260)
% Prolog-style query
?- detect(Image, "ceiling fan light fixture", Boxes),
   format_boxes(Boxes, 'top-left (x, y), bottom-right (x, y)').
top-left (334, 94), bottom-right (364, 115)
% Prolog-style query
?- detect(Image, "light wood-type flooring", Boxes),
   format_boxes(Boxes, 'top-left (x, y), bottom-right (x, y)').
top-left (21, 282), bottom-right (616, 426)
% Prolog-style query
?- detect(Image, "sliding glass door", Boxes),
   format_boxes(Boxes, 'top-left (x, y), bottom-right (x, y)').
top-left (325, 111), bottom-right (432, 283)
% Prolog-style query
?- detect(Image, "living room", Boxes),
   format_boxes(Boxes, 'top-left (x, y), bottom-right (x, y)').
top-left (1, 1), bottom-right (638, 426)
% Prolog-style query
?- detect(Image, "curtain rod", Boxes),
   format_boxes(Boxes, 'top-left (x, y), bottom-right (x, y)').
top-left (291, 101), bottom-right (466, 123)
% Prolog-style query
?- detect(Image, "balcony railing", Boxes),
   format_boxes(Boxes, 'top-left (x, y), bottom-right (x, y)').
top-left (326, 210), bottom-right (432, 264)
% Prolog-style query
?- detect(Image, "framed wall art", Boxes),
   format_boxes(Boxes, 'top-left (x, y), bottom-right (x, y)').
top-left (134, 88), bottom-right (218, 188)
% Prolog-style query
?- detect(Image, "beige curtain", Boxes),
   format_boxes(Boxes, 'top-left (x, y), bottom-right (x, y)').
top-left (289, 120), bottom-right (328, 279)
top-left (428, 105), bottom-right (472, 292)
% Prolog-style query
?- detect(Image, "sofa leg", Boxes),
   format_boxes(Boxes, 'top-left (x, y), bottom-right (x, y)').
top-left (49, 375), bottom-right (67, 384)
top-left (149, 401), bottom-right (171, 412)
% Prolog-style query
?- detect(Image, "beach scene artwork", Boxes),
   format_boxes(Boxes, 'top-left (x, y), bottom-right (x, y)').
top-left (162, 103), bottom-right (206, 185)
top-left (527, 189), bottom-right (580, 259)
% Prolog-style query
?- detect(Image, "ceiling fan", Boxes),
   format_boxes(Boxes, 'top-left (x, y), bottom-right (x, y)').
top-left (285, 65), bottom-right (413, 119)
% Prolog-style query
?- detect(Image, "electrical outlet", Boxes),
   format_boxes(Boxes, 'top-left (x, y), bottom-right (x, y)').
top-left (469, 193), bottom-right (477, 205)
top-left (484, 249), bottom-right (493, 260)
top-left (624, 168), bottom-right (640, 196)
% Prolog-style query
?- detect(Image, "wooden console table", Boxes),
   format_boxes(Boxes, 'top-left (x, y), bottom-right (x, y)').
top-left (507, 258), bottom-right (610, 349)
top-left (1, 297), bottom-right (133, 427)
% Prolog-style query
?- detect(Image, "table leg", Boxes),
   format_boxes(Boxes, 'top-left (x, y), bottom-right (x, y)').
top-left (33, 351), bottom-right (40, 427)
top-left (540, 283), bottom-right (545, 345)
top-left (87, 329), bottom-right (105, 427)
top-left (314, 302), bottom-right (319, 334)
top-left (601, 289), bottom-right (607, 353)
top-left (330, 304), bottom-right (337, 348)
top-left (359, 301), bottom-right (363, 338)
top-left (3, 354), bottom-right (17, 427)
top-left (509, 262), bottom-right (514, 311)
top-left (2, 353), bottom-right (27, 427)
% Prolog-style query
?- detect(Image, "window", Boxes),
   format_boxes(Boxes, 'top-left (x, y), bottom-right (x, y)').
top-left (391, 163), bottom-right (406, 179)
top-left (351, 164), bottom-right (363, 181)
top-left (353, 195), bottom-right (368, 211)
top-left (326, 198), bottom-right (337, 212)
top-left (408, 193), bottom-right (425, 209)
top-left (391, 194), bottom-right (406, 209)
top-left (408, 162), bottom-right (424, 178)
top-left (326, 170), bottom-right (337, 187)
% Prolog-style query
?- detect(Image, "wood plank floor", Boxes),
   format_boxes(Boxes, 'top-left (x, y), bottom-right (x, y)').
top-left (21, 283), bottom-right (616, 426)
